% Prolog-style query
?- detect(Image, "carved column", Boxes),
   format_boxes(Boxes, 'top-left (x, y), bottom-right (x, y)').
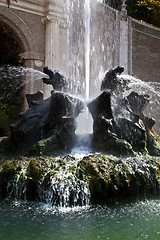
top-left (43, 16), bottom-right (60, 69)
top-left (42, 0), bottom-right (68, 70)
top-left (119, 0), bottom-right (128, 74)
top-left (119, 0), bottom-right (132, 74)
top-left (42, 0), bottom-right (68, 96)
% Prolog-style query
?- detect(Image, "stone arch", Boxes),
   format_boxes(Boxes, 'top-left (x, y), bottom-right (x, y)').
top-left (0, 7), bottom-right (42, 66)
top-left (0, 7), bottom-right (45, 136)
top-left (0, 19), bottom-right (25, 65)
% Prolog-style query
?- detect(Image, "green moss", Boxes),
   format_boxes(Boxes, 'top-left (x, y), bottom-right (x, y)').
top-left (155, 162), bottom-right (160, 179)
top-left (29, 138), bottom-right (66, 157)
top-left (92, 136), bottom-right (134, 156)
top-left (2, 160), bottom-right (21, 177)
top-left (146, 132), bottom-right (160, 156)
top-left (27, 159), bottom-right (46, 183)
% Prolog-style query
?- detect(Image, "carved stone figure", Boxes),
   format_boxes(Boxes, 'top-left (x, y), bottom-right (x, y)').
top-left (88, 66), bottom-right (159, 155)
top-left (42, 67), bottom-right (68, 91)
top-left (10, 68), bottom-right (84, 152)
top-left (100, 66), bottom-right (124, 91)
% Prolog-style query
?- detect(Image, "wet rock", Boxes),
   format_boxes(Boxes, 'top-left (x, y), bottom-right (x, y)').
top-left (0, 156), bottom-right (90, 206)
top-left (126, 91), bottom-right (150, 118)
top-left (79, 154), bottom-right (160, 200)
top-left (0, 154), bottom-right (159, 204)
top-left (87, 91), bottom-right (147, 153)
top-left (7, 67), bottom-right (84, 154)
top-left (146, 132), bottom-right (160, 156)
top-left (87, 91), bottom-right (113, 120)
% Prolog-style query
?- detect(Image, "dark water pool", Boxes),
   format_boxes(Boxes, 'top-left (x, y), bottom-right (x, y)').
top-left (0, 197), bottom-right (160, 240)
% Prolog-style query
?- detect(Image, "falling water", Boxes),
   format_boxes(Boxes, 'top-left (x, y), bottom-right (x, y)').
top-left (72, 0), bottom-right (93, 154)
top-left (4, 158), bottom-right (90, 207)
top-left (84, 0), bottom-right (91, 101)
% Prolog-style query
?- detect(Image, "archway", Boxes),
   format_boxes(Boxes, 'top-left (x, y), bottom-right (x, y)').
top-left (0, 20), bottom-right (26, 136)
top-left (0, 20), bottom-right (25, 65)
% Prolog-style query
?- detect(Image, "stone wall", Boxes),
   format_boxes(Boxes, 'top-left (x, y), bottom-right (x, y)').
top-left (132, 19), bottom-right (160, 83)
top-left (0, 0), bottom-right (68, 99)
top-left (131, 19), bottom-right (160, 133)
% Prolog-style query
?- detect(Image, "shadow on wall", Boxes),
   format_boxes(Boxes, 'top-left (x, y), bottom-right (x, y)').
top-left (104, 0), bottom-right (122, 10)
top-left (0, 20), bottom-right (24, 65)
top-left (0, 20), bottom-right (25, 136)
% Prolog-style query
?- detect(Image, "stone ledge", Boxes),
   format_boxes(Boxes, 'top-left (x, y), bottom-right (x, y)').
top-left (19, 51), bottom-right (45, 61)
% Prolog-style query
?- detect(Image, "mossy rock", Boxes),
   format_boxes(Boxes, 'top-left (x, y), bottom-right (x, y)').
top-left (29, 137), bottom-right (70, 157)
top-left (92, 135), bottom-right (134, 156)
top-left (27, 159), bottom-right (46, 183)
top-left (0, 154), bottom-right (160, 204)
top-left (146, 132), bottom-right (160, 156)
top-left (79, 154), bottom-right (160, 201)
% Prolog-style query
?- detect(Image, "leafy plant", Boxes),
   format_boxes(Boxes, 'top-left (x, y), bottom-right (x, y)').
top-left (137, 0), bottom-right (160, 27)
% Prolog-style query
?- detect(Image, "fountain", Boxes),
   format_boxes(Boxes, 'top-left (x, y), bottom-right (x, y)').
top-left (6, 67), bottom-right (84, 155)
top-left (87, 66), bottom-right (160, 156)
top-left (4, 64), bottom-right (159, 156)
top-left (0, 64), bottom-right (160, 207)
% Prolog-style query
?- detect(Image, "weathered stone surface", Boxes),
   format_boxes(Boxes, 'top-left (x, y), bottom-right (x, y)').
top-left (79, 154), bottom-right (160, 200)
top-left (87, 91), bottom-right (113, 120)
top-left (0, 154), bottom-right (159, 205)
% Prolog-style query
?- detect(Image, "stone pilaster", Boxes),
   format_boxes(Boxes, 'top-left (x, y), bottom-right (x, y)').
top-left (42, 0), bottom-right (68, 71)
top-left (118, 0), bottom-right (132, 74)
top-left (41, 0), bottom-right (69, 97)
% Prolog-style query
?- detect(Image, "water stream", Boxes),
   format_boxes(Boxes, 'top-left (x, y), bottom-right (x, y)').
top-left (0, 65), bottom-right (49, 99)
top-left (0, 197), bottom-right (160, 240)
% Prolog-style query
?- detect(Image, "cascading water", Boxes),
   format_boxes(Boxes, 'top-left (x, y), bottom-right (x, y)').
top-left (84, 0), bottom-right (90, 101)
top-left (71, 0), bottom-right (93, 155)
top-left (0, 2), bottom-right (160, 240)
top-left (3, 157), bottom-right (90, 207)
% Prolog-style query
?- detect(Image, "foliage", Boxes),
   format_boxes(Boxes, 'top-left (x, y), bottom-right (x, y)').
top-left (105, 0), bottom-right (160, 27)
top-left (137, 0), bottom-right (160, 27)
top-left (126, 0), bottom-right (160, 27)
